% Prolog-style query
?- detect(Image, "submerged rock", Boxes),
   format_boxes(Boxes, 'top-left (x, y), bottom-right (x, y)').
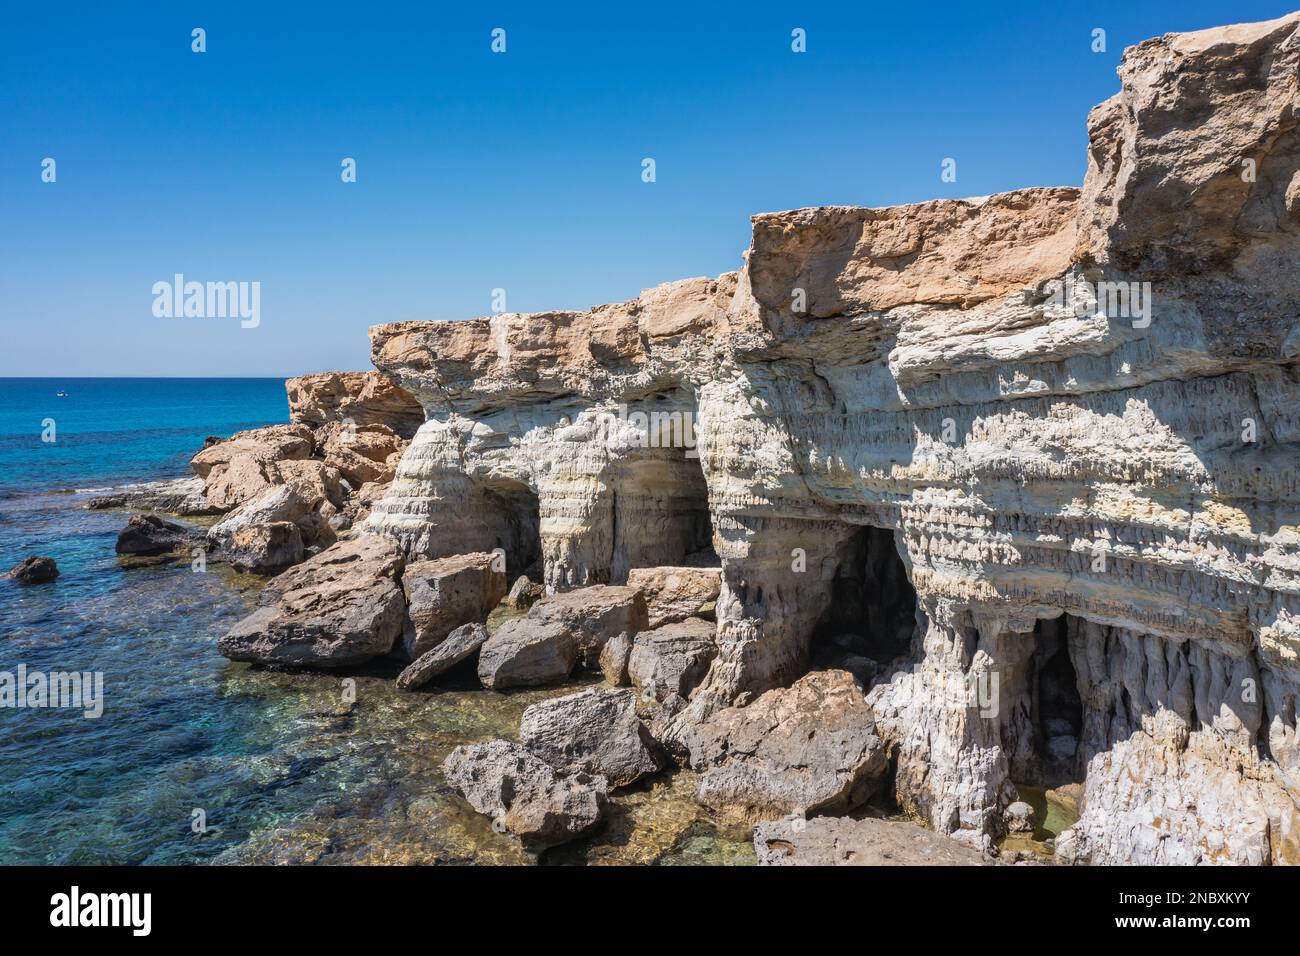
top-left (628, 618), bottom-right (716, 702)
top-left (396, 622), bottom-right (489, 691)
top-left (441, 739), bottom-right (608, 849)
top-left (754, 815), bottom-right (986, 866)
top-left (217, 535), bottom-right (406, 668)
top-left (400, 552), bottom-right (506, 660)
top-left (476, 618), bottom-right (577, 690)
top-left (6, 556), bottom-right (59, 584)
top-left (689, 670), bottom-right (888, 825)
top-left (519, 688), bottom-right (662, 788)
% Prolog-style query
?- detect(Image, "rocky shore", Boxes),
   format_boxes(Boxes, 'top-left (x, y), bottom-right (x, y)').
top-left (83, 13), bottom-right (1300, 865)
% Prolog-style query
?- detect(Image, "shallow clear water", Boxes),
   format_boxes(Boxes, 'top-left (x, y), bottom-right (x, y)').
top-left (0, 378), bottom-right (753, 865)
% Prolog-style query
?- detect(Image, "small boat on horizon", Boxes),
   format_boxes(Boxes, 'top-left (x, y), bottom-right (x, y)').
top-left (56, 390), bottom-right (68, 397)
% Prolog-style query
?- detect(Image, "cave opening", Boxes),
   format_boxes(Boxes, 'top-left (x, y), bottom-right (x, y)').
top-left (611, 447), bottom-right (715, 582)
top-left (1023, 615), bottom-right (1085, 788)
top-left (481, 481), bottom-right (542, 579)
top-left (810, 525), bottom-right (918, 682)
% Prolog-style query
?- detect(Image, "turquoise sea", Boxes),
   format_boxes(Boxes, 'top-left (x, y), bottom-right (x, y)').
top-left (0, 378), bottom-right (751, 865)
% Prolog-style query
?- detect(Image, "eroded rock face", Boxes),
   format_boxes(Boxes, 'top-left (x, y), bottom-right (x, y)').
top-left (441, 740), bottom-right (608, 849)
top-left (519, 688), bottom-right (662, 788)
top-left (217, 536), bottom-right (406, 668)
top-left (526, 586), bottom-right (649, 667)
top-left (688, 670), bottom-right (888, 826)
top-left (400, 553), bottom-right (506, 660)
top-left (286, 370), bottom-right (425, 439)
top-left (362, 14), bottom-right (1300, 864)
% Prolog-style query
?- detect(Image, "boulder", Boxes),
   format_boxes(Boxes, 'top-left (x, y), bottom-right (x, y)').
top-left (519, 688), bottom-right (662, 788)
top-left (400, 553), bottom-right (506, 660)
top-left (505, 575), bottom-right (544, 611)
top-left (115, 514), bottom-right (200, 556)
top-left (476, 618), bottom-right (577, 690)
top-left (688, 670), bottom-right (889, 825)
top-left (207, 479), bottom-right (332, 553)
top-left (754, 815), bottom-right (986, 866)
top-left (189, 423), bottom-right (315, 479)
top-left (396, 622), bottom-right (489, 691)
top-left (441, 740), bottom-right (608, 849)
top-left (1004, 801), bottom-right (1036, 834)
top-left (527, 585), bottom-right (649, 666)
top-left (217, 536), bottom-right (406, 668)
top-left (627, 618), bottom-right (716, 702)
top-left (598, 632), bottom-right (632, 686)
top-left (6, 556), bottom-right (59, 584)
top-left (626, 566), bottom-right (721, 628)
top-left (225, 522), bottom-right (304, 574)
top-left (316, 421), bottom-right (407, 487)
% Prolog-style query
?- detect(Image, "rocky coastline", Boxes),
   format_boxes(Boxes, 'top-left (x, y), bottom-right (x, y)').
top-left (63, 14), bottom-right (1300, 865)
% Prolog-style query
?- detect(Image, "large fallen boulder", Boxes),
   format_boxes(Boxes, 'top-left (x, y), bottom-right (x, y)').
top-left (217, 536), bottom-right (406, 668)
top-left (6, 556), bottom-right (59, 584)
top-left (201, 457), bottom-right (345, 514)
top-left (627, 566), bottom-right (721, 628)
top-left (224, 522), bottom-right (304, 574)
top-left (526, 585), bottom-right (648, 667)
top-left (753, 815), bottom-right (986, 866)
top-left (476, 619), bottom-right (577, 690)
top-left (401, 553), bottom-right (506, 659)
top-left (688, 670), bottom-right (888, 825)
top-left (441, 739), bottom-right (608, 849)
top-left (206, 478), bottom-right (334, 556)
top-left (627, 618), bottom-right (717, 702)
top-left (115, 514), bottom-right (201, 556)
top-left (519, 688), bottom-right (662, 788)
top-left (396, 622), bottom-right (489, 691)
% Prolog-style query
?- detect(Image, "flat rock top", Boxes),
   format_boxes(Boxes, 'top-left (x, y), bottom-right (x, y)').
top-left (260, 535), bottom-right (403, 605)
top-left (405, 551), bottom-right (496, 576)
top-left (635, 617), bottom-right (716, 643)
top-left (754, 815), bottom-right (987, 866)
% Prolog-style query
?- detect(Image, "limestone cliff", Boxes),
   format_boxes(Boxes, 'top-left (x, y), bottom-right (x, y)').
top-left (365, 13), bottom-right (1300, 864)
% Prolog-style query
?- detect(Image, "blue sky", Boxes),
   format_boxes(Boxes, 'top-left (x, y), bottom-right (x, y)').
top-left (1, 1), bottom-right (1292, 377)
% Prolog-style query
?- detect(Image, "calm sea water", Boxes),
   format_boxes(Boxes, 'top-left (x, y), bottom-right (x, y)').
top-left (0, 378), bottom-right (751, 865)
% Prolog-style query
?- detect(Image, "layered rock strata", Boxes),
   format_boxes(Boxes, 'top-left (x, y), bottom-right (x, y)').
top-left (346, 14), bottom-right (1300, 864)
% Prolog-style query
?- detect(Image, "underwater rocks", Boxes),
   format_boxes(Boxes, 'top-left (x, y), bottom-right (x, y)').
top-left (396, 622), bottom-right (489, 690)
top-left (689, 670), bottom-right (888, 826)
top-left (217, 536), bottom-right (406, 668)
top-left (441, 740), bottom-right (608, 849)
top-left (400, 552), bottom-right (506, 660)
top-left (6, 556), bottom-right (59, 584)
top-left (753, 815), bottom-right (986, 866)
top-left (519, 687), bottom-right (663, 788)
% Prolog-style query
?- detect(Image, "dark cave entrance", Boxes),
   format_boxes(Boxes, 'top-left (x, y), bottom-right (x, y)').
top-left (481, 480), bottom-right (542, 579)
top-left (611, 448), bottom-right (715, 581)
top-left (811, 525), bottom-right (918, 682)
top-left (1022, 615), bottom-right (1085, 787)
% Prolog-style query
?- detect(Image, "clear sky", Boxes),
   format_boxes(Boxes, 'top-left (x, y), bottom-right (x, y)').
top-left (2, 1), bottom-right (1293, 377)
